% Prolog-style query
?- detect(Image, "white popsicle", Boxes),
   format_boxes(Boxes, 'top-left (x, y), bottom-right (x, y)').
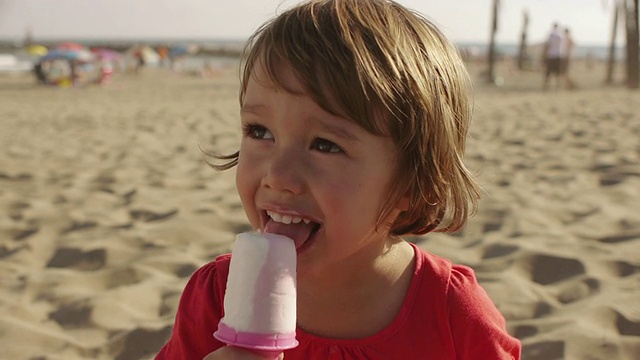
top-left (214, 232), bottom-right (298, 351)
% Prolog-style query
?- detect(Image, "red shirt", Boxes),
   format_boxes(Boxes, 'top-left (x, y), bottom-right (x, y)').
top-left (156, 242), bottom-right (521, 359)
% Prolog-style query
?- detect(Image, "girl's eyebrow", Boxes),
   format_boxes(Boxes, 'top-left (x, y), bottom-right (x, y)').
top-left (317, 119), bottom-right (361, 142)
top-left (241, 103), bottom-right (361, 142)
top-left (240, 103), bottom-right (267, 114)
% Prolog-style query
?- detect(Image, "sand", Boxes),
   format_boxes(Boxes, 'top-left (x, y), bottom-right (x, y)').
top-left (1, 60), bottom-right (639, 359)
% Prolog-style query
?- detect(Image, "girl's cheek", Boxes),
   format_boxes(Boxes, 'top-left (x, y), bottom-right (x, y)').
top-left (236, 182), bottom-right (259, 228)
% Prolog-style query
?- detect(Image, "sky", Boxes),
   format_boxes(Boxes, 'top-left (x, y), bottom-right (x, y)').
top-left (0, 0), bottom-right (622, 46)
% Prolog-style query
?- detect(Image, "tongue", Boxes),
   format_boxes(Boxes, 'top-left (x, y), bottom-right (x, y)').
top-left (264, 219), bottom-right (314, 249)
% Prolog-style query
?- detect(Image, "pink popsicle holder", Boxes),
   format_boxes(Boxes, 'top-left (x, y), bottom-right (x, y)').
top-left (214, 322), bottom-right (298, 355)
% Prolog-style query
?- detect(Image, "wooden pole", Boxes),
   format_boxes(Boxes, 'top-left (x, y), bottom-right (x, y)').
top-left (625, 0), bottom-right (639, 88)
top-left (606, 1), bottom-right (620, 84)
top-left (518, 10), bottom-right (529, 70)
top-left (487, 0), bottom-right (500, 83)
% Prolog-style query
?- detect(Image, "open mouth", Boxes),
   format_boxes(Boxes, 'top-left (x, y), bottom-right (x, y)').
top-left (263, 210), bottom-right (321, 250)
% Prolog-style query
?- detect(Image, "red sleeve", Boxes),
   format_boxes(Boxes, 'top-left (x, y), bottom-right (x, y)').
top-left (447, 265), bottom-right (521, 360)
top-left (155, 256), bottom-right (230, 360)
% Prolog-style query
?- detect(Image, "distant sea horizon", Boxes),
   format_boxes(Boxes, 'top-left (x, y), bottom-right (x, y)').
top-left (0, 36), bottom-right (626, 61)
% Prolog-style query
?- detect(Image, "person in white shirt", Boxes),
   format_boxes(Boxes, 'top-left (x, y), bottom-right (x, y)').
top-left (561, 28), bottom-right (576, 89)
top-left (543, 23), bottom-right (563, 90)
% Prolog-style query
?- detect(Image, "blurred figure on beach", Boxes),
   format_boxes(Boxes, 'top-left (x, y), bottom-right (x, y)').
top-left (562, 28), bottom-right (576, 89)
top-left (96, 56), bottom-right (114, 85)
top-left (157, 45), bottom-right (169, 68)
top-left (133, 46), bottom-right (145, 74)
top-left (542, 22), bottom-right (563, 91)
top-left (33, 60), bottom-right (48, 85)
top-left (69, 60), bottom-right (80, 87)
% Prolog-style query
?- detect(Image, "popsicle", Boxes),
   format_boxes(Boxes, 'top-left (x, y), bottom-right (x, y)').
top-left (214, 232), bottom-right (299, 354)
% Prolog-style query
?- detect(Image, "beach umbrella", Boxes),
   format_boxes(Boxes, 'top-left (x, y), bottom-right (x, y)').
top-left (169, 44), bottom-right (199, 58)
top-left (138, 46), bottom-right (160, 64)
top-left (41, 48), bottom-right (94, 62)
top-left (142, 46), bottom-right (159, 60)
top-left (27, 44), bottom-right (48, 56)
top-left (56, 42), bottom-right (86, 51)
top-left (91, 48), bottom-right (123, 61)
top-left (125, 45), bottom-right (161, 66)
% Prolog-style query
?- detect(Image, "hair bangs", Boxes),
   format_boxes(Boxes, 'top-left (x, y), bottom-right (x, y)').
top-left (240, 1), bottom-right (393, 138)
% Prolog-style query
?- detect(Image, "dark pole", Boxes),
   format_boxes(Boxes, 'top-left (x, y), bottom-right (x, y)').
top-left (625, 0), bottom-right (639, 88)
top-left (518, 10), bottom-right (529, 70)
top-left (487, 0), bottom-right (500, 83)
top-left (606, 1), bottom-right (620, 84)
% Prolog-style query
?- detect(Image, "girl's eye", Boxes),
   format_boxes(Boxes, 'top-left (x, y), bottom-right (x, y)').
top-left (312, 137), bottom-right (343, 153)
top-left (243, 124), bottom-right (273, 140)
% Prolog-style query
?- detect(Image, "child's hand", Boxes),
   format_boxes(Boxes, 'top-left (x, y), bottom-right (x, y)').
top-left (203, 346), bottom-right (284, 360)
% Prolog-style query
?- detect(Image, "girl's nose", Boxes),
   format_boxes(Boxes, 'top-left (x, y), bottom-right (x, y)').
top-left (261, 150), bottom-right (305, 195)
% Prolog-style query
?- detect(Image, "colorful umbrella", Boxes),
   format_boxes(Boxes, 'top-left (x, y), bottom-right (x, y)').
top-left (56, 42), bottom-right (86, 51)
top-left (27, 44), bottom-right (48, 56)
top-left (41, 48), bottom-right (94, 62)
top-left (91, 48), bottom-right (123, 61)
top-left (130, 46), bottom-right (160, 64)
top-left (169, 44), bottom-right (199, 58)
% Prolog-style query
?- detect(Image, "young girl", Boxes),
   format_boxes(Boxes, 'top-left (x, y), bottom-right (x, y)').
top-left (157, 0), bottom-right (521, 359)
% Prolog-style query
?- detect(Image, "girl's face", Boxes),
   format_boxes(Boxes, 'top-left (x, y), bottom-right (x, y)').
top-left (236, 62), bottom-right (402, 279)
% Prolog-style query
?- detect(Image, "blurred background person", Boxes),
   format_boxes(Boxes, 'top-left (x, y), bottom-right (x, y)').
top-left (542, 22), bottom-right (563, 91)
top-left (562, 27), bottom-right (576, 89)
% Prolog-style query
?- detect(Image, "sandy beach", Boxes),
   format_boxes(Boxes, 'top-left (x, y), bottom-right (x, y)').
top-left (1, 60), bottom-right (639, 359)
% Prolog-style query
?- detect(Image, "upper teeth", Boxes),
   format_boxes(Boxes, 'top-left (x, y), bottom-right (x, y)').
top-left (267, 211), bottom-right (310, 225)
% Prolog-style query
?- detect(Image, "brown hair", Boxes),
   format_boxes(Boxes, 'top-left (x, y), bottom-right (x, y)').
top-left (212, 0), bottom-right (480, 235)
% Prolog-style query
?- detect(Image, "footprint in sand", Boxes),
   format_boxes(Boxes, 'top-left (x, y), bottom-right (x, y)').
top-left (521, 340), bottom-right (564, 360)
top-left (0, 217), bottom-right (40, 241)
top-left (129, 208), bottom-right (178, 222)
top-left (0, 171), bottom-right (33, 181)
top-left (610, 260), bottom-right (640, 277)
top-left (121, 189), bottom-right (137, 206)
top-left (46, 247), bottom-right (106, 271)
top-left (616, 311), bottom-right (640, 336)
top-left (526, 253), bottom-right (586, 285)
top-left (482, 220), bottom-right (503, 233)
top-left (533, 301), bottom-right (553, 318)
top-left (91, 172), bottom-right (117, 192)
top-left (513, 324), bottom-right (538, 339)
top-left (9, 224), bottom-right (39, 241)
top-left (555, 277), bottom-right (600, 304)
top-left (173, 263), bottom-right (199, 278)
top-left (482, 244), bottom-right (519, 259)
top-left (3, 202), bottom-right (39, 256)
top-left (60, 220), bottom-right (98, 234)
top-left (105, 267), bottom-right (150, 289)
top-left (110, 326), bottom-right (173, 360)
top-left (0, 244), bottom-right (28, 259)
top-left (599, 172), bottom-right (627, 187)
top-left (48, 301), bottom-right (93, 329)
top-left (7, 200), bottom-right (30, 221)
top-left (160, 291), bottom-right (182, 317)
top-left (597, 231), bottom-right (640, 244)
